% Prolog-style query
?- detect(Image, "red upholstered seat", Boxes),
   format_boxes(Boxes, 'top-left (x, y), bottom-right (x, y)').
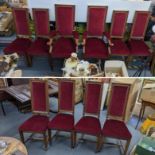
top-left (48, 113), bottom-right (74, 131)
top-left (51, 37), bottom-right (76, 58)
top-left (102, 119), bottom-right (132, 140)
top-left (19, 115), bottom-right (49, 132)
top-left (110, 39), bottom-right (129, 56)
top-left (85, 38), bottom-right (109, 59)
top-left (28, 38), bottom-right (49, 56)
top-left (4, 38), bottom-right (31, 55)
top-left (75, 116), bottom-right (101, 136)
top-left (128, 39), bottom-right (151, 56)
top-left (18, 80), bottom-right (49, 149)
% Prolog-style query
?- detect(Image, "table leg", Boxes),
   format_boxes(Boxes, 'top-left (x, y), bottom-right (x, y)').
top-left (1, 102), bottom-right (6, 116)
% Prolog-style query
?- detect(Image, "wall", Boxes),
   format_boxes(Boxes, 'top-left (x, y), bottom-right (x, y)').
top-left (27, 0), bottom-right (151, 23)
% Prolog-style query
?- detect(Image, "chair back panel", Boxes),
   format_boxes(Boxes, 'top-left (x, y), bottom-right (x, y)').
top-left (130, 11), bottom-right (150, 39)
top-left (33, 9), bottom-right (50, 37)
top-left (59, 80), bottom-right (75, 113)
top-left (55, 5), bottom-right (75, 36)
top-left (13, 8), bottom-right (30, 36)
top-left (87, 6), bottom-right (107, 36)
top-left (110, 11), bottom-right (128, 38)
top-left (108, 84), bottom-right (130, 119)
top-left (31, 80), bottom-right (49, 115)
top-left (84, 81), bottom-right (102, 116)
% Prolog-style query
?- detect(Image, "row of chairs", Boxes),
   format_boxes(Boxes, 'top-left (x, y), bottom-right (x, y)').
top-left (4, 5), bottom-right (151, 68)
top-left (19, 79), bottom-right (132, 154)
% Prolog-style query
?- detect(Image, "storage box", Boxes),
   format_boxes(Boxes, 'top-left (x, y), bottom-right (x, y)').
top-left (104, 60), bottom-right (128, 77)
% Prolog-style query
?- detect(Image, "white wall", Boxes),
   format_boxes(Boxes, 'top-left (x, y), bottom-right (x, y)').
top-left (27, 0), bottom-right (151, 23)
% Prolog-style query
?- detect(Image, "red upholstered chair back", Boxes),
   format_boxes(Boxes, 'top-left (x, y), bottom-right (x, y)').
top-left (13, 8), bottom-right (30, 36)
top-left (32, 8), bottom-right (50, 37)
top-left (110, 11), bottom-right (129, 38)
top-left (58, 80), bottom-right (75, 113)
top-left (84, 81), bottom-right (102, 117)
top-left (55, 5), bottom-right (75, 36)
top-left (130, 11), bottom-right (150, 39)
top-left (31, 80), bottom-right (49, 115)
top-left (107, 83), bottom-right (130, 121)
top-left (87, 6), bottom-right (107, 36)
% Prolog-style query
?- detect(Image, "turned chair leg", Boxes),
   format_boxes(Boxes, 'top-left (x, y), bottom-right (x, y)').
top-left (43, 132), bottom-right (48, 150)
top-left (72, 131), bottom-right (76, 148)
top-left (96, 135), bottom-right (102, 153)
top-left (71, 131), bottom-right (74, 148)
top-left (19, 131), bottom-right (25, 144)
top-left (48, 56), bottom-right (53, 70)
top-left (1, 102), bottom-right (6, 116)
top-left (48, 129), bottom-right (52, 145)
top-left (25, 55), bottom-right (32, 67)
top-left (124, 139), bottom-right (131, 155)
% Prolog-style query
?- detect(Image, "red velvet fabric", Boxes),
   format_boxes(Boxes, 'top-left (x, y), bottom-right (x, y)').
top-left (51, 37), bottom-right (76, 58)
top-left (4, 38), bottom-right (31, 55)
top-left (28, 38), bottom-right (49, 56)
top-left (13, 9), bottom-right (30, 36)
top-left (75, 116), bottom-right (101, 135)
top-left (85, 82), bottom-right (102, 115)
top-left (32, 81), bottom-right (47, 112)
top-left (108, 85), bottom-right (129, 117)
top-left (110, 39), bottom-right (130, 56)
top-left (128, 39), bottom-right (151, 56)
top-left (131, 11), bottom-right (149, 38)
top-left (48, 113), bottom-right (74, 131)
top-left (19, 115), bottom-right (49, 132)
top-left (111, 12), bottom-right (128, 37)
top-left (33, 9), bottom-right (50, 36)
top-left (84, 38), bottom-right (109, 59)
top-left (59, 81), bottom-right (74, 111)
top-left (87, 7), bottom-right (107, 36)
top-left (102, 119), bottom-right (132, 140)
top-left (56, 5), bottom-right (75, 35)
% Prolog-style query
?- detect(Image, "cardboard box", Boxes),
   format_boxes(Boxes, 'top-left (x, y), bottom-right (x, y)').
top-left (104, 60), bottom-right (128, 77)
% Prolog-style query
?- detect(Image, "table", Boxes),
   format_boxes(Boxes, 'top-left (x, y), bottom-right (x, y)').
top-left (4, 80), bottom-right (58, 112)
top-left (130, 136), bottom-right (155, 155)
top-left (136, 89), bottom-right (155, 129)
top-left (0, 137), bottom-right (28, 155)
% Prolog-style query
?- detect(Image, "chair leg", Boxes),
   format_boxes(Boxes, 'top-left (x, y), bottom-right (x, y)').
top-left (48, 129), bottom-right (52, 145)
top-left (96, 135), bottom-right (102, 153)
top-left (71, 131), bottom-right (74, 148)
top-left (72, 131), bottom-right (76, 148)
top-left (1, 102), bottom-right (6, 116)
top-left (124, 139), bottom-right (131, 155)
top-left (48, 56), bottom-right (53, 70)
top-left (19, 131), bottom-right (25, 144)
top-left (25, 55), bottom-right (32, 67)
top-left (43, 132), bottom-right (48, 150)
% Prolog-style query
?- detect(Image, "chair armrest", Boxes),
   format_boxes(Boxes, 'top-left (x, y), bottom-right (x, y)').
top-left (103, 32), bottom-right (114, 46)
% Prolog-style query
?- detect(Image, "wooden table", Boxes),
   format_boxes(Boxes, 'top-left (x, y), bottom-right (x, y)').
top-left (0, 137), bottom-right (28, 155)
top-left (136, 88), bottom-right (155, 128)
top-left (4, 80), bottom-right (58, 112)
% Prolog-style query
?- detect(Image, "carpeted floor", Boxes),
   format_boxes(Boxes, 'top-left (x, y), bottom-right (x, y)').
top-left (0, 99), bottom-right (142, 155)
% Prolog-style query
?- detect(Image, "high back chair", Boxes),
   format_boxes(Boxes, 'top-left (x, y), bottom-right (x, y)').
top-left (83, 6), bottom-right (109, 60)
top-left (48, 79), bottom-right (75, 148)
top-left (27, 9), bottom-right (51, 66)
top-left (4, 8), bottom-right (32, 66)
top-left (128, 11), bottom-right (151, 58)
top-left (49, 4), bottom-right (78, 68)
top-left (109, 11), bottom-right (130, 56)
top-left (74, 81), bottom-right (103, 152)
top-left (101, 83), bottom-right (132, 155)
top-left (19, 80), bottom-right (49, 149)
